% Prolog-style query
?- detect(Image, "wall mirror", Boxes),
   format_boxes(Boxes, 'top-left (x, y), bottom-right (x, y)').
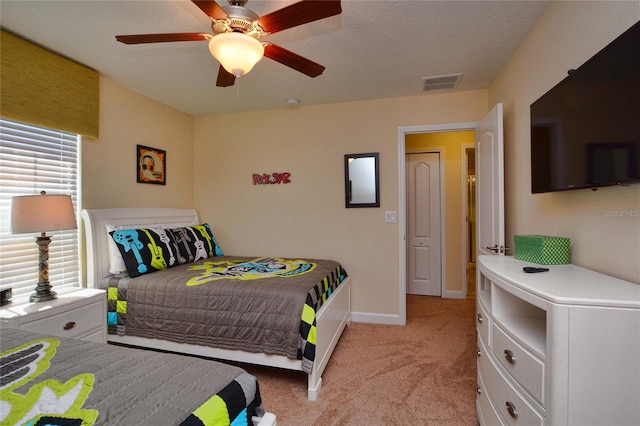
top-left (344, 153), bottom-right (380, 208)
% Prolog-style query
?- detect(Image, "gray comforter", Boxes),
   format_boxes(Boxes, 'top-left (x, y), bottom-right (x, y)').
top-left (0, 328), bottom-right (264, 425)
top-left (106, 256), bottom-right (345, 366)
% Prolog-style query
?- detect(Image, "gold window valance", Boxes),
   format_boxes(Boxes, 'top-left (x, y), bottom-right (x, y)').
top-left (0, 30), bottom-right (99, 138)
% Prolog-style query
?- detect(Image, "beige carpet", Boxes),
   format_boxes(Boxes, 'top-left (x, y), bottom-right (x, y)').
top-left (243, 295), bottom-right (478, 425)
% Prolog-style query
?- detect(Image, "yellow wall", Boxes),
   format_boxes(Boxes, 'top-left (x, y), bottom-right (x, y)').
top-left (405, 131), bottom-right (475, 294)
top-left (193, 92), bottom-right (488, 320)
top-left (82, 77), bottom-right (195, 209)
top-left (489, 1), bottom-right (640, 283)
top-left (80, 77), bottom-right (195, 284)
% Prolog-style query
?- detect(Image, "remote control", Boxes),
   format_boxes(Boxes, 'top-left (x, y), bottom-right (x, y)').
top-left (523, 266), bottom-right (549, 273)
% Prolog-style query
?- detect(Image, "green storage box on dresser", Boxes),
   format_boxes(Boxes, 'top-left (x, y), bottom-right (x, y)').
top-left (513, 235), bottom-right (570, 265)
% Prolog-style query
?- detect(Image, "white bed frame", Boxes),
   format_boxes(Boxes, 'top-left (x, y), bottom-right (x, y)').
top-left (81, 207), bottom-right (351, 401)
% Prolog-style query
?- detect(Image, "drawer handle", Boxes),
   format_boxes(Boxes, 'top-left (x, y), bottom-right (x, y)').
top-left (506, 401), bottom-right (518, 419)
top-left (477, 313), bottom-right (483, 324)
top-left (504, 349), bottom-right (516, 364)
top-left (476, 385), bottom-right (482, 396)
top-left (63, 321), bottom-right (76, 331)
top-left (476, 347), bottom-right (481, 358)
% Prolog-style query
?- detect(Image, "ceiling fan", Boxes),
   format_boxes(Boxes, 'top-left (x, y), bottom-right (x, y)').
top-left (115, 0), bottom-right (342, 87)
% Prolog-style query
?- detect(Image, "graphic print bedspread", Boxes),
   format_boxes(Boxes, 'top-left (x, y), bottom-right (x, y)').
top-left (0, 328), bottom-right (264, 426)
top-left (104, 256), bottom-right (348, 374)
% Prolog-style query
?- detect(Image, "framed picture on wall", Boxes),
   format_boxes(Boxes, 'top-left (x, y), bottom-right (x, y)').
top-left (137, 145), bottom-right (166, 185)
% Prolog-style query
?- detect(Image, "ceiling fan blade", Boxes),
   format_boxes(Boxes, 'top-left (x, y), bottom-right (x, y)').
top-left (116, 33), bottom-right (209, 44)
top-left (264, 43), bottom-right (325, 78)
top-left (259, 0), bottom-right (342, 34)
top-left (216, 65), bottom-right (236, 87)
top-left (192, 0), bottom-right (228, 20)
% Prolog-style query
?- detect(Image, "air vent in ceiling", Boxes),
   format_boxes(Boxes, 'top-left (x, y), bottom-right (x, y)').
top-left (422, 73), bottom-right (463, 91)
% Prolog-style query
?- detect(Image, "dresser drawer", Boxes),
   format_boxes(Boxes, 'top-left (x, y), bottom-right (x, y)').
top-left (478, 367), bottom-right (505, 426)
top-left (19, 299), bottom-right (104, 339)
top-left (479, 337), bottom-right (543, 426)
top-left (477, 300), bottom-right (491, 347)
top-left (492, 323), bottom-right (544, 404)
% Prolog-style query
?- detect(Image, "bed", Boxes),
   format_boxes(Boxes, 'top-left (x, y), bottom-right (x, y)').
top-left (81, 207), bottom-right (351, 401)
top-left (0, 328), bottom-right (275, 426)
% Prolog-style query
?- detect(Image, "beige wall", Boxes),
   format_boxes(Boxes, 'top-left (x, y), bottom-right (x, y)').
top-left (80, 77), bottom-right (195, 284)
top-left (489, 1), bottom-right (640, 283)
top-left (405, 131), bottom-right (476, 295)
top-left (82, 77), bottom-right (195, 209)
top-left (193, 91), bottom-right (488, 320)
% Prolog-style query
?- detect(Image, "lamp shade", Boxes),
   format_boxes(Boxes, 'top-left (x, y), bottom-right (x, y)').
top-left (11, 192), bottom-right (77, 234)
top-left (208, 32), bottom-right (264, 77)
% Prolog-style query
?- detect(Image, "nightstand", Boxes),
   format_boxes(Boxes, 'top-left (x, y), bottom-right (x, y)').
top-left (0, 287), bottom-right (106, 343)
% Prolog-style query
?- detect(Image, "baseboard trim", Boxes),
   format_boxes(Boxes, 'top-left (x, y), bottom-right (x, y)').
top-left (351, 311), bottom-right (405, 326)
top-left (352, 291), bottom-right (469, 324)
top-left (442, 290), bottom-right (466, 299)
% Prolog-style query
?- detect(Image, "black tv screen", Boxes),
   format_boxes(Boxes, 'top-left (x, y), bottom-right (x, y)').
top-left (530, 20), bottom-right (640, 193)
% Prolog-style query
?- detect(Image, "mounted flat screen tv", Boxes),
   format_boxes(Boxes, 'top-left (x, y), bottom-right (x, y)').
top-left (530, 20), bottom-right (640, 193)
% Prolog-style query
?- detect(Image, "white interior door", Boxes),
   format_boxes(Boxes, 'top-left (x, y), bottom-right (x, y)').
top-left (407, 152), bottom-right (442, 295)
top-left (476, 103), bottom-right (505, 257)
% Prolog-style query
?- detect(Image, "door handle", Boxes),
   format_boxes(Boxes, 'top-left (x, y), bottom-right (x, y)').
top-left (485, 245), bottom-right (511, 254)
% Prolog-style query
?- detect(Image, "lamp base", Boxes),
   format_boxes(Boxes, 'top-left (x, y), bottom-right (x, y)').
top-left (30, 234), bottom-right (57, 303)
top-left (30, 281), bottom-right (57, 303)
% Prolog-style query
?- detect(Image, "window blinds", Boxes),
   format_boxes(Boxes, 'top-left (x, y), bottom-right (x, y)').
top-left (0, 119), bottom-right (80, 299)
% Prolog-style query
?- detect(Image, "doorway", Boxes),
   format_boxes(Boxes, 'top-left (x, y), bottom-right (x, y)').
top-left (404, 129), bottom-right (476, 298)
top-left (396, 105), bottom-right (504, 325)
top-left (397, 122), bottom-right (477, 325)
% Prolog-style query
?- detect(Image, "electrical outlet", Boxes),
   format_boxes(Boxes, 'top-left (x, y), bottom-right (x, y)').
top-left (385, 211), bottom-right (397, 223)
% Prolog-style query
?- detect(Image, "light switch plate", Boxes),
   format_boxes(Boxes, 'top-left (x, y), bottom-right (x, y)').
top-left (385, 211), bottom-right (397, 223)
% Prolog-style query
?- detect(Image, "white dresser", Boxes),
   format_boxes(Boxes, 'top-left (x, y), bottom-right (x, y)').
top-left (476, 255), bottom-right (640, 426)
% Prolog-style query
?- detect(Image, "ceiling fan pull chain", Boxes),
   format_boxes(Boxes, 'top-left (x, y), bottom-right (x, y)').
top-left (236, 76), bottom-right (241, 99)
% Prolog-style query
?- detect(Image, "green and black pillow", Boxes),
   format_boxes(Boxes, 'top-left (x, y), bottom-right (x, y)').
top-left (109, 223), bottom-right (223, 278)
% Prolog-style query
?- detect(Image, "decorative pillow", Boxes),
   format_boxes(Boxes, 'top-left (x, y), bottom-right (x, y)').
top-left (165, 223), bottom-right (223, 265)
top-left (105, 224), bottom-right (129, 274)
top-left (191, 223), bottom-right (224, 257)
top-left (106, 224), bottom-right (176, 274)
top-left (109, 227), bottom-right (178, 277)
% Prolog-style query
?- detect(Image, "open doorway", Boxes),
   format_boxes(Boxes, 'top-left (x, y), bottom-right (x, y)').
top-left (397, 105), bottom-right (503, 325)
top-left (404, 130), bottom-right (475, 300)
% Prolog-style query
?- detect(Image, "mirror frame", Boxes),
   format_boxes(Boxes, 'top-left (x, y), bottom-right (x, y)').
top-left (344, 152), bottom-right (380, 208)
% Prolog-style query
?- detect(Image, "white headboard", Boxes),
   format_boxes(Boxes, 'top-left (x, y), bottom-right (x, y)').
top-left (81, 207), bottom-right (199, 288)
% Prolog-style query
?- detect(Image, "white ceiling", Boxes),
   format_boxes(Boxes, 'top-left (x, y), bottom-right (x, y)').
top-left (0, 0), bottom-right (550, 116)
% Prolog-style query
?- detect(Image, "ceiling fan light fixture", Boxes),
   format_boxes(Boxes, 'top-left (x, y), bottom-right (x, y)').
top-left (208, 32), bottom-right (264, 77)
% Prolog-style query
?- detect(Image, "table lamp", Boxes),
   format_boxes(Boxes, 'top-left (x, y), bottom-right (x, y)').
top-left (11, 191), bottom-right (77, 302)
